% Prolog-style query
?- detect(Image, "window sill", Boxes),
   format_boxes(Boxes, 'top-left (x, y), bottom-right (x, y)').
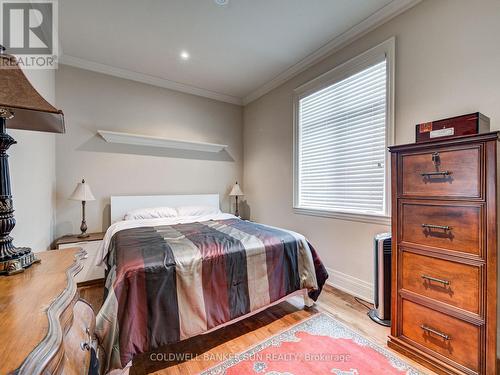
top-left (293, 207), bottom-right (391, 226)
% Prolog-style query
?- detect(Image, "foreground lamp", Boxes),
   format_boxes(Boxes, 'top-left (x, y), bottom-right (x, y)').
top-left (69, 179), bottom-right (95, 238)
top-left (0, 45), bottom-right (65, 275)
top-left (229, 181), bottom-right (244, 217)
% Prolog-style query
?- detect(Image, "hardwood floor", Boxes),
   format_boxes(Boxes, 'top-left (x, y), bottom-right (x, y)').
top-left (79, 284), bottom-right (435, 374)
top-left (78, 281), bottom-right (105, 310)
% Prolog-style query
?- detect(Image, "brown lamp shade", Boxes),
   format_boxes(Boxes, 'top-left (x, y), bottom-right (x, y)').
top-left (0, 53), bottom-right (64, 133)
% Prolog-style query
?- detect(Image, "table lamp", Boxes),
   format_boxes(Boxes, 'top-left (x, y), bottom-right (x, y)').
top-left (0, 45), bottom-right (65, 275)
top-left (69, 179), bottom-right (95, 238)
top-left (229, 181), bottom-right (244, 217)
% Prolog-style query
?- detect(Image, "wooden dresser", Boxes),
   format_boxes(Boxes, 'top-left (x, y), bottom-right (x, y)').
top-left (0, 248), bottom-right (101, 374)
top-left (388, 132), bottom-right (498, 374)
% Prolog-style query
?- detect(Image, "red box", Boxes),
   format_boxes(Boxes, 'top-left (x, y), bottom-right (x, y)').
top-left (415, 112), bottom-right (490, 143)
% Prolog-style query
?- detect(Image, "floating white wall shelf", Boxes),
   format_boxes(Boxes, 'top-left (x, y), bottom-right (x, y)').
top-left (97, 130), bottom-right (228, 153)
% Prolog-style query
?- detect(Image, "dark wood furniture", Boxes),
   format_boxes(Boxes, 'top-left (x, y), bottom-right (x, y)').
top-left (388, 132), bottom-right (498, 374)
top-left (56, 232), bottom-right (105, 247)
top-left (415, 112), bottom-right (490, 143)
top-left (0, 248), bottom-right (101, 374)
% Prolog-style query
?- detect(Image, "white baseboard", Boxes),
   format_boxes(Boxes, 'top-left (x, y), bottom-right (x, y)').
top-left (325, 267), bottom-right (374, 304)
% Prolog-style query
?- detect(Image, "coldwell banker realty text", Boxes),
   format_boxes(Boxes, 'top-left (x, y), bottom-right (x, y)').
top-left (0, 0), bottom-right (58, 68)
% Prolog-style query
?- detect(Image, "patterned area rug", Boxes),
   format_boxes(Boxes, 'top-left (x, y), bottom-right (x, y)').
top-left (201, 313), bottom-right (422, 375)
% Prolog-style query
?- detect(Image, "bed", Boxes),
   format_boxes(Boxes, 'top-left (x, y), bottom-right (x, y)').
top-left (95, 194), bottom-right (328, 373)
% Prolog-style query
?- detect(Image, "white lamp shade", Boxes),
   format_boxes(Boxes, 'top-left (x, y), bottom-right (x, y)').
top-left (229, 182), bottom-right (244, 196)
top-left (69, 180), bottom-right (96, 201)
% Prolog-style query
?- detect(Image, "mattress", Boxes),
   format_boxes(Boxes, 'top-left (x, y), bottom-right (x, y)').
top-left (95, 214), bottom-right (328, 372)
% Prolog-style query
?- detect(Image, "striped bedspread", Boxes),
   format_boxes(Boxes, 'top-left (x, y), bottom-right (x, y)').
top-left (96, 217), bottom-right (328, 372)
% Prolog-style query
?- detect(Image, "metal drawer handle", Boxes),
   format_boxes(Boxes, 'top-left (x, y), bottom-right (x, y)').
top-left (421, 223), bottom-right (451, 231)
top-left (421, 325), bottom-right (451, 340)
top-left (421, 274), bottom-right (450, 286)
top-left (420, 171), bottom-right (451, 177)
top-left (80, 327), bottom-right (92, 351)
top-left (432, 152), bottom-right (440, 166)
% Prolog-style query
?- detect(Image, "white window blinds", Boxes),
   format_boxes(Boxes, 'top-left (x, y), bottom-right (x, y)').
top-left (297, 58), bottom-right (387, 215)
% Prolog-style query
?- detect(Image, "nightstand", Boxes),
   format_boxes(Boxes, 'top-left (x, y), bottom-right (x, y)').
top-left (55, 232), bottom-right (105, 284)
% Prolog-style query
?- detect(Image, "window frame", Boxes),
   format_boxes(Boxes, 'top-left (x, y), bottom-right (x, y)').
top-left (292, 38), bottom-right (395, 226)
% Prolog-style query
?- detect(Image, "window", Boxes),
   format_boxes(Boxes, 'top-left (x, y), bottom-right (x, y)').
top-left (293, 39), bottom-right (394, 224)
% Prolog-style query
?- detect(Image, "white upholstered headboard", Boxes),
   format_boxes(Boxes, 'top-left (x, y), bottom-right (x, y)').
top-left (110, 194), bottom-right (220, 223)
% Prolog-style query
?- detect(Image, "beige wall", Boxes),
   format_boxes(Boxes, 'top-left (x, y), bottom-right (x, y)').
top-left (51, 0), bottom-right (499, 341)
top-left (55, 65), bottom-right (243, 237)
top-left (243, 0), bottom-right (500, 301)
top-left (9, 69), bottom-right (57, 251)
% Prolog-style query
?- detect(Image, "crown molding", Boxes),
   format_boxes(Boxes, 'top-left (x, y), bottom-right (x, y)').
top-left (59, 54), bottom-right (243, 106)
top-left (242, 0), bottom-right (421, 105)
top-left (59, 0), bottom-right (420, 108)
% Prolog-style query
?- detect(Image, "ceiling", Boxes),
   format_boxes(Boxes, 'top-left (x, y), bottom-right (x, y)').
top-left (59, 0), bottom-right (415, 105)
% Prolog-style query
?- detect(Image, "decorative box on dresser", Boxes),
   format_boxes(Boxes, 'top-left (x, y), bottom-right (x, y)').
top-left (0, 248), bottom-right (101, 374)
top-left (55, 232), bottom-right (105, 285)
top-left (388, 132), bottom-right (498, 375)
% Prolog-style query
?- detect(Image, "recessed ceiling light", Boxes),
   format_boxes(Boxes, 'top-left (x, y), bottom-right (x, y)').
top-left (214, 0), bottom-right (229, 6)
top-left (180, 51), bottom-right (190, 60)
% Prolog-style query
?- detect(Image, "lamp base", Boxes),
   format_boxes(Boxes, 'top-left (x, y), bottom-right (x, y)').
top-left (0, 247), bottom-right (40, 275)
top-left (0, 116), bottom-right (41, 276)
top-left (77, 233), bottom-right (90, 239)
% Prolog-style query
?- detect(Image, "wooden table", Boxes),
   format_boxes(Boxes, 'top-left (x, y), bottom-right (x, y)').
top-left (0, 248), bottom-right (97, 374)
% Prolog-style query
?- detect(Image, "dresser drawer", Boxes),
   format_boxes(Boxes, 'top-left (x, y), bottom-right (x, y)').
top-left (62, 300), bottom-right (95, 373)
top-left (401, 146), bottom-right (481, 198)
top-left (401, 202), bottom-right (482, 256)
top-left (401, 299), bottom-right (480, 372)
top-left (401, 251), bottom-right (481, 314)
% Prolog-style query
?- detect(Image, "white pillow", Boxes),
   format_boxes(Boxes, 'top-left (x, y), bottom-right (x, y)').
top-left (124, 206), bottom-right (177, 220)
top-left (176, 205), bottom-right (221, 217)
